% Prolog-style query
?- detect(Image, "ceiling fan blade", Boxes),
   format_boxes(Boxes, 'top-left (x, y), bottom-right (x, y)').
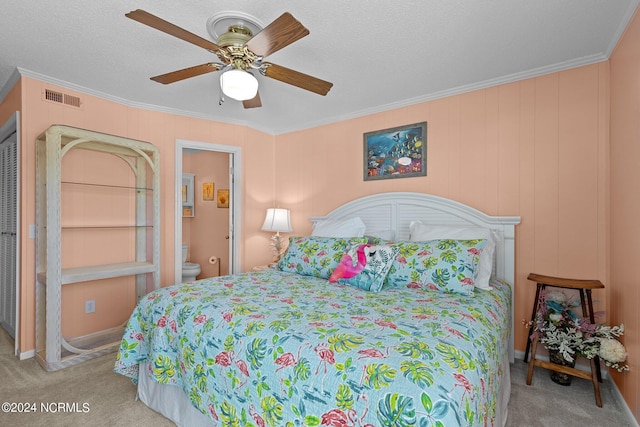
top-left (242, 92), bottom-right (262, 109)
top-left (245, 12), bottom-right (309, 57)
top-left (126, 9), bottom-right (224, 56)
top-left (150, 63), bottom-right (221, 84)
top-left (263, 63), bottom-right (333, 96)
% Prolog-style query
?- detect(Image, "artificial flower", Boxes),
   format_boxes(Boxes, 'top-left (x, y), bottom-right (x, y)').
top-left (528, 290), bottom-right (629, 372)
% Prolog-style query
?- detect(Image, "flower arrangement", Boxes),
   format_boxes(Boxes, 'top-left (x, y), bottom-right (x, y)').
top-left (527, 289), bottom-right (629, 372)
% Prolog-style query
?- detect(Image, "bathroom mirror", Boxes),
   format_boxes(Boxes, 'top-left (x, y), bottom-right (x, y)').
top-left (182, 173), bottom-right (194, 217)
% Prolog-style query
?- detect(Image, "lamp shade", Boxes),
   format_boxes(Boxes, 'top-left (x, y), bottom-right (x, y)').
top-left (261, 208), bottom-right (292, 233)
top-left (220, 69), bottom-right (259, 101)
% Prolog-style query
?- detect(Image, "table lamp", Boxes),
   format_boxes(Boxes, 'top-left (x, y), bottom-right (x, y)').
top-left (261, 208), bottom-right (292, 261)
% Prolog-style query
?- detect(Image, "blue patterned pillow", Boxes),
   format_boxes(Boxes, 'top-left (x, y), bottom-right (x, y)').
top-left (384, 239), bottom-right (487, 295)
top-left (328, 244), bottom-right (399, 292)
top-left (277, 236), bottom-right (368, 279)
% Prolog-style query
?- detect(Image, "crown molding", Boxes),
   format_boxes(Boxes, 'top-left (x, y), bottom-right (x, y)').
top-left (9, 49), bottom-right (610, 137)
top-left (14, 67), bottom-right (277, 136)
top-left (270, 52), bottom-right (609, 135)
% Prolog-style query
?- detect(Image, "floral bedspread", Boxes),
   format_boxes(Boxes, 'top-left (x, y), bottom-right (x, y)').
top-left (114, 270), bottom-right (511, 427)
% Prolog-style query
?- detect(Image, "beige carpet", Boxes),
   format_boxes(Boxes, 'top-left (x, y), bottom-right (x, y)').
top-left (0, 328), bottom-right (633, 427)
top-left (507, 360), bottom-right (632, 427)
top-left (0, 328), bottom-right (171, 427)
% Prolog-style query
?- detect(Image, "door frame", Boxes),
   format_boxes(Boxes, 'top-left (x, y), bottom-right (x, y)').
top-left (174, 139), bottom-right (242, 284)
top-left (0, 111), bottom-right (20, 356)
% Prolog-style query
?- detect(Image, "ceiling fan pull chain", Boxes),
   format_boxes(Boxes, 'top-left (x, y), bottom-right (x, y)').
top-left (219, 72), bottom-right (226, 105)
top-left (219, 86), bottom-right (226, 105)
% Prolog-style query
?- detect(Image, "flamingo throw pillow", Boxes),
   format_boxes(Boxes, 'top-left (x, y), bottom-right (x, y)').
top-left (328, 243), bottom-right (398, 292)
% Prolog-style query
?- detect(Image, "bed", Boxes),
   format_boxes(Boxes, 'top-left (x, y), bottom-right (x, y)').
top-left (115, 192), bottom-right (520, 426)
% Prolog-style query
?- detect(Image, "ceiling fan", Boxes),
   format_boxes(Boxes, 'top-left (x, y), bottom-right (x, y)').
top-left (125, 9), bottom-right (333, 108)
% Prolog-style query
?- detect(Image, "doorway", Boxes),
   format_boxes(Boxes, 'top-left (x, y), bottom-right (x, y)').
top-left (174, 140), bottom-right (241, 284)
top-left (0, 112), bottom-right (19, 355)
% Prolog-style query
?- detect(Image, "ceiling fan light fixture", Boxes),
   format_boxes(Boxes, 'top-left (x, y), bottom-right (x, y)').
top-left (220, 69), bottom-right (259, 101)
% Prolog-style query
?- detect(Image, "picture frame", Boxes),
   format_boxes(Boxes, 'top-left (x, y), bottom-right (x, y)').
top-left (217, 189), bottom-right (229, 208)
top-left (364, 121), bottom-right (427, 180)
top-left (203, 182), bottom-right (215, 201)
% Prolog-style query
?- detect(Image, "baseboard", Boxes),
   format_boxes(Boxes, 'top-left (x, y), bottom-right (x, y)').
top-left (514, 350), bottom-right (637, 426)
top-left (609, 374), bottom-right (640, 427)
top-left (18, 348), bottom-right (35, 360)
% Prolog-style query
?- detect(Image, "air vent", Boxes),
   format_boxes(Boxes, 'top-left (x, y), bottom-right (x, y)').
top-left (43, 89), bottom-right (82, 108)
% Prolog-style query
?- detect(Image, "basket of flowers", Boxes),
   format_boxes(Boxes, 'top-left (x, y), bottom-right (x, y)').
top-left (528, 289), bottom-right (629, 385)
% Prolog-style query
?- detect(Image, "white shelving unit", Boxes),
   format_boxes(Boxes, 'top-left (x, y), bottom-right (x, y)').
top-left (35, 125), bottom-right (160, 371)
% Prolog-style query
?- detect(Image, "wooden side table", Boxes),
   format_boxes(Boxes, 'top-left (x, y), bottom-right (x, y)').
top-left (524, 273), bottom-right (605, 407)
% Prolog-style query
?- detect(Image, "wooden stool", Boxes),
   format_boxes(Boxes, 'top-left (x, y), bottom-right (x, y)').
top-left (524, 273), bottom-right (604, 407)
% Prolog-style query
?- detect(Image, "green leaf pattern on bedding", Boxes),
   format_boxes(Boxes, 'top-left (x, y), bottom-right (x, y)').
top-left (115, 270), bottom-right (511, 426)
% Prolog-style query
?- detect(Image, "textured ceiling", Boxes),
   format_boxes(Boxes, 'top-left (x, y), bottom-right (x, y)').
top-left (1, 0), bottom-right (638, 135)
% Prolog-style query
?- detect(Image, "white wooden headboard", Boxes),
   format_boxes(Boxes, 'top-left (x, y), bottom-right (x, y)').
top-left (310, 192), bottom-right (521, 361)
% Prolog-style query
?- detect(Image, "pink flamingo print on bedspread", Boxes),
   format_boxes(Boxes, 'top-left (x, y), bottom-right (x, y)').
top-left (328, 244), bottom-right (370, 282)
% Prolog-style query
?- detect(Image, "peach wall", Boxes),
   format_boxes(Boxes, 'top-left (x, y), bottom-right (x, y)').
top-left (10, 76), bottom-right (276, 352)
top-left (0, 81), bottom-right (21, 125)
top-left (610, 8), bottom-right (640, 423)
top-left (275, 63), bottom-right (610, 362)
top-left (60, 149), bottom-right (140, 337)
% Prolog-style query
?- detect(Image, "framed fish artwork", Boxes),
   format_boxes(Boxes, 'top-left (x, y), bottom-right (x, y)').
top-left (364, 122), bottom-right (427, 180)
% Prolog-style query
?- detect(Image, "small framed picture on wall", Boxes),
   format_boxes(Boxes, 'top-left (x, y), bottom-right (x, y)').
top-left (203, 182), bottom-right (215, 201)
top-left (217, 189), bottom-right (229, 208)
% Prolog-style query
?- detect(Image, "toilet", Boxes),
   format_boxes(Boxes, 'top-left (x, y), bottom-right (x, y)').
top-left (181, 244), bottom-right (201, 282)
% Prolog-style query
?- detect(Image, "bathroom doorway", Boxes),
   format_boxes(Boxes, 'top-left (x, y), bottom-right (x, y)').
top-left (174, 140), bottom-right (241, 284)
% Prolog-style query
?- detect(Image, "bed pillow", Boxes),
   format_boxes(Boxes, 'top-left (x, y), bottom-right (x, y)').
top-left (409, 222), bottom-right (497, 290)
top-left (365, 229), bottom-right (395, 244)
top-left (277, 236), bottom-right (368, 279)
top-left (384, 239), bottom-right (487, 295)
top-left (328, 243), bottom-right (399, 292)
top-left (311, 217), bottom-right (366, 238)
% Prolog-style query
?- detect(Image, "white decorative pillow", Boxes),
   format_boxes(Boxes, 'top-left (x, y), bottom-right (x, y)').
top-left (409, 222), bottom-right (497, 290)
top-left (365, 229), bottom-right (395, 242)
top-left (312, 217), bottom-right (366, 238)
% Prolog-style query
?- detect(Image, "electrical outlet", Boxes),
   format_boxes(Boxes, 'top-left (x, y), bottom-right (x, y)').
top-left (85, 300), bottom-right (95, 314)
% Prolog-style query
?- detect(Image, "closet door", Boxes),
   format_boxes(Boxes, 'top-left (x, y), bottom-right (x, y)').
top-left (0, 131), bottom-right (17, 338)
